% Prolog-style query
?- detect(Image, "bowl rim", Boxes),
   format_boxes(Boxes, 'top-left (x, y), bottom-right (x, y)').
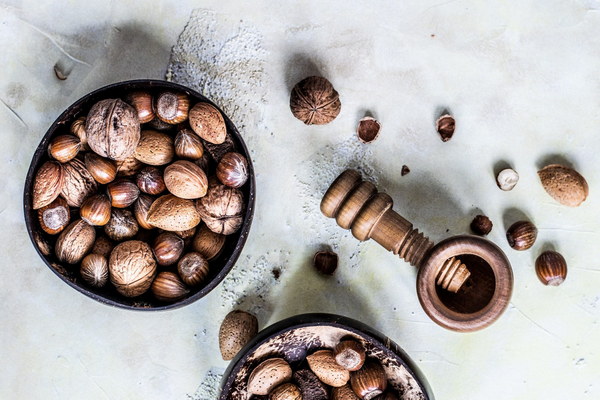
top-left (23, 79), bottom-right (255, 311)
top-left (219, 313), bottom-right (435, 399)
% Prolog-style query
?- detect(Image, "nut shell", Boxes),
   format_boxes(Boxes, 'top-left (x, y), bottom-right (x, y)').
top-left (192, 224), bottom-right (226, 261)
top-left (535, 250), bottom-right (567, 286)
top-left (80, 253), bottom-right (109, 287)
top-left (294, 369), bottom-right (328, 400)
top-left (334, 340), bottom-right (366, 372)
top-left (55, 219), bottom-right (96, 264)
top-left (70, 116), bottom-right (88, 148)
top-left (314, 251), bottom-right (338, 275)
top-left (104, 209), bottom-right (139, 241)
top-left (127, 91), bottom-right (155, 124)
top-left (37, 197), bottom-right (70, 235)
top-left (80, 194), bottom-right (111, 226)
top-left (164, 160), bottom-right (208, 199)
top-left (116, 155), bottom-right (143, 177)
top-left (436, 114), bottom-right (455, 142)
top-left (174, 128), bottom-right (204, 160)
top-left (270, 384), bottom-right (302, 400)
top-left (155, 92), bottom-right (189, 124)
top-left (196, 184), bottom-right (244, 235)
top-left (538, 164), bottom-right (588, 207)
top-left (506, 220), bottom-right (537, 251)
top-left (307, 349), bottom-right (350, 387)
top-left (350, 360), bottom-right (387, 400)
top-left (357, 117), bottom-right (381, 143)
top-left (216, 152), bottom-right (248, 188)
top-left (146, 194), bottom-right (201, 231)
top-left (177, 252), bottom-right (209, 287)
top-left (218, 310), bottom-right (258, 361)
top-left (84, 153), bottom-right (117, 184)
top-left (188, 102), bottom-right (227, 144)
top-left (152, 232), bottom-right (185, 266)
top-left (134, 130), bottom-right (175, 166)
top-left (290, 76), bottom-right (341, 125)
top-left (133, 194), bottom-right (155, 230)
top-left (151, 271), bottom-right (189, 302)
top-left (48, 135), bottom-right (81, 163)
top-left (247, 358), bottom-right (292, 396)
top-left (136, 166), bottom-right (166, 195)
top-left (107, 179), bottom-right (140, 208)
top-left (332, 385), bottom-right (361, 400)
top-left (32, 161), bottom-right (64, 210)
top-left (61, 158), bottom-right (98, 207)
top-left (109, 240), bottom-right (156, 297)
top-left (496, 168), bottom-right (519, 191)
top-left (470, 215), bottom-right (493, 236)
top-left (91, 235), bottom-right (115, 258)
top-left (86, 98), bottom-right (141, 160)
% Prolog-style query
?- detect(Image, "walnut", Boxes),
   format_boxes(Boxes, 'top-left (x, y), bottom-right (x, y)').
top-left (290, 76), bottom-right (341, 125)
top-left (60, 158), bottom-right (98, 207)
top-left (55, 219), bottom-right (96, 264)
top-left (196, 184), bottom-right (244, 235)
top-left (109, 240), bottom-right (156, 297)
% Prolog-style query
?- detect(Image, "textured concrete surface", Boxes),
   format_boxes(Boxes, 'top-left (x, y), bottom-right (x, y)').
top-left (1, 1), bottom-right (599, 399)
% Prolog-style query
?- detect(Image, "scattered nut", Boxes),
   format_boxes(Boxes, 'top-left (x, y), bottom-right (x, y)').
top-left (307, 349), bottom-right (350, 387)
top-left (216, 152), bottom-right (249, 188)
top-left (70, 117), bottom-right (88, 149)
top-left (357, 117), bottom-right (381, 143)
top-left (32, 161), bottom-right (64, 210)
top-left (151, 271), bottom-right (189, 302)
top-left (146, 194), bottom-right (201, 232)
top-left (314, 250), bottom-right (338, 275)
top-left (188, 102), bottom-right (227, 144)
top-left (91, 235), bottom-right (115, 258)
top-left (334, 340), bottom-right (366, 371)
top-left (506, 220), bottom-right (537, 251)
top-left (535, 250), bottom-right (567, 286)
top-left (55, 219), bottom-right (96, 264)
top-left (401, 165), bottom-right (410, 176)
top-left (496, 168), bottom-right (519, 191)
top-left (80, 253), bottom-right (108, 287)
top-left (290, 76), bottom-right (341, 125)
top-left (538, 164), bottom-right (588, 207)
top-left (115, 155), bottom-right (143, 177)
top-left (470, 215), bottom-right (493, 236)
top-left (219, 310), bottom-right (258, 361)
top-left (435, 114), bottom-right (455, 142)
top-left (136, 166), bottom-right (166, 195)
top-left (248, 358), bottom-right (292, 396)
top-left (350, 360), bottom-right (388, 400)
top-left (133, 194), bottom-right (155, 230)
top-left (109, 240), bottom-right (156, 297)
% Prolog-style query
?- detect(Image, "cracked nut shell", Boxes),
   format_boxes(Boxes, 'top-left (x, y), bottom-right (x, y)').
top-left (334, 340), bottom-right (366, 372)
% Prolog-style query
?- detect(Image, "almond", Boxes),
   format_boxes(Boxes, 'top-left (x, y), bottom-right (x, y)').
top-left (146, 194), bottom-right (201, 231)
top-left (247, 358), bottom-right (292, 396)
top-left (306, 349), bottom-right (350, 387)
top-left (134, 130), bottom-right (175, 166)
top-left (164, 160), bottom-right (208, 199)
top-left (218, 310), bottom-right (258, 360)
top-left (32, 161), bottom-right (64, 210)
top-left (61, 158), bottom-right (98, 207)
top-left (188, 102), bottom-right (227, 144)
top-left (538, 164), bottom-right (588, 207)
top-left (270, 383), bottom-right (302, 400)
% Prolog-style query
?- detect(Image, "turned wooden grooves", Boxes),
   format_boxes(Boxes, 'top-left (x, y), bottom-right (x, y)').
top-left (320, 170), bottom-right (470, 293)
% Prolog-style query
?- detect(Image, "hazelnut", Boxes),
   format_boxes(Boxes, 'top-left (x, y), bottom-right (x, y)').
top-left (177, 252), bottom-right (209, 287)
top-left (61, 158), bottom-right (98, 207)
top-left (134, 130), bottom-right (175, 166)
top-left (470, 215), bottom-right (493, 236)
top-left (164, 160), bottom-right (208, 199)
top-left (126, 91), bottom-right (155, 124)
top-left (496, 168), bottom-right (519, 191)
top-left (332, 385), bottom-right (360, 400)
top-left (55, 219), bottom-right (96, 264)
top-left (290, 76), bottom-right (341, 125)
top-left (115, 155), bottom-right (143, 177)
top-left (152, 232), bottom-right (184, 266)
top-left (146, 194), bottom-right (201, 232)
top-left (334, 340), bottom-right (366, 372)
top-left (216, 152), bottom-right (248, 188)
top-left (538, 164), bottom-right (588, 207)
top-left (104, 209), bottom-right (139, 241)
top-left (151, 271), bottom-right (189, 302)
top-left (85, 98), bottom-right (141, 160)
top-left (84, 153), bottom-right (117, 184)
top-left (80, 253), bottom-right (109, 287)
top-left (535, 250), bottom-right (567, 286)
top-left (192, 224), bottom-right (226, 261)
top-left (70, 116), bottom-right (88, 148)
top-left (314, 250), bottom-right (338, 275)
top-left (109, 240), bottom-right (156, 297)
top-left (196, 184), bottom-right (244, 235)
top-left (506, 220), bottom-right (537, 251)
top-left (307, 349), bottom-right (350, 387)
top-left (350, 360), bottom-right (387, 400)
top-left (80, 194), bottom-right (111, 226)
top-left (136, 166), bottom-right (166, 195)
top-left (435, 114), bottom-right (455, 142)
top-left (32, 161), bottom-right (64, 210)
top-left (174, 128), bottom-right (204, 160)
top-left (133, 194), bottom-right (155, 230)
top-left (357, 117), bottom-right (381, 143)
top-left (107, 179), bottom-right (140, 208)
top-left (155, 92), bottom-right (189, 124)
top-left (48, 135), bottom-right (81, 163)
top-left (37, 197), bottom-right (70, 235)
top-left (188, 102), bottom-right (227, 144)
top-left (218, 310), bottom-right (258, 361)
top-left (248, 358), bottom-right (292, 396)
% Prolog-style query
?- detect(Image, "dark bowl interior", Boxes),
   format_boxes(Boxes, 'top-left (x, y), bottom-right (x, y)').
top-left (220, 313), bottom-right (434, 400)
top-left (23, 79), bottom-right (255, 310)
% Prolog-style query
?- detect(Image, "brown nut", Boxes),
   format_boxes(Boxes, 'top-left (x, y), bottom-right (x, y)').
top-left (86, 98), bottom-right (141, 160)
top-left (216, 152), bottom-right (249, 188)
top-left (126, 91), bottom-right (155, 124)
top-left (104, 209), bottom-right (139, 241)
top-left (535, 250), bottom-right (567, 286)
top-left (152, 232), bottom-right (184, 266)
top-left (164, 160), bottom-right (208, 199)
top-left (146, 194), bottom-right (201, 231)
top-left (538, 164), bottom-right (588, 207)
top-left (107, 179), bottom-right (140, 208)
top-left (136, 166), bottom-right (166, 195)
top-left (314, 251), bottom-right (338, 275)
top-left (192, 224), bottom-right (226, 261)
top-left (134, 130), bottom-right (175, 166)
top-left (80, 253), bottom-right (108, 287)
top-left (357, 117), bottom-right (381, 143)
top-left (294, 369), bottom-right (328, 400)
top-left (37, 197), bottom-right (70, 235)
top-left (373, 392), bottom-right (399, 400)
top-left (177, 252), bottom-right (209, 287)
top-left (109, 240), bottom-right (156, 297)
top-left (248, 358), bottom-right (292, 396)
top-left (32, 161), bottom-right (64, 210)
top-left (70, 116), bottom-right (88, 148)
top-left (506, 220), bottom-right (537, 251)
top-left (61, 158), bottom-right (98, 207)
top-left (470, 215), bottom-right (493, 236)
top-left (80, 194), bottom-right (111, 226)
top-left (115, 155), bottom-right (143, 177)
top-left (218, 310), bottom-right (258, 361)
top-left (91, 235), bottom-right (115, 258)
top-left (188, 102), bottom-right (227, 144)
top-left (436, 114), bottom-right (455, 142)
top-left (307, 349), bottom-right (350, 387)
top-left (151, 271), bottom-right (189, 302)
top-left (48, 134), bottom-right (81, 163)
top-left (334, 340), bottom-right (366, 372)
top-left (155, 92), bottom-right (189, 124)
top-left (290, 76), bottom-right (341, 125)
top-left (350, 360), bottom-right (387, 400)
top-left (55, 219), bottom-right (96, 264)
top-left (133, 194), bottom-right (155, 230)
top-left (270, 383), bottom-right (302, 400)
top-left (332, 385), bottom-right (361, 400)
top-left (196, 184), bottom-right (244, 235)
top-left (84, 153), bottom-right (117, 184)
top-left (174, 128), bottom-right (204, 160)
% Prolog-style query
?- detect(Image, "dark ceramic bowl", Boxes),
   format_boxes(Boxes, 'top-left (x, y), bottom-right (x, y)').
top-left (220, 313), bottom-right (434, 399)
top-left (23, 79), bottom-right (255, 310)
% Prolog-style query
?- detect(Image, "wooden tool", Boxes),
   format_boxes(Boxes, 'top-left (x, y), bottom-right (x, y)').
top-left (321, 170), bottom-right (513, 331)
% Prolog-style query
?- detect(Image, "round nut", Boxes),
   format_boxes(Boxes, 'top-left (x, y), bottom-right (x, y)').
top-left (136, 166), bottom-right (166, 195)
top-left (535, 250), bottom-right (567, 286)
top-left (104, 209), bottom-right (139, 241)
top-left (126, 91), bottom-right (155, 124)
top-left (290, 76), bottom-right (341, 125)
top-left (188, 102), bottom-right (227, 144)
top-left (84, 153), bottom-right (117, 184)
top-left (152, 232), bottom-right (185, 266)
top-left (107, 179), bottom-right (140, 208)
top-left (109, 240), bottom-right (156, 297)
top-left (61, 158), bottom-right (98, 207)
top-left (80, 194), bottom-right (111, 226)
top-left (48, 135), bottom-right (81, 163)
top-left (177, 252), bottom-right (209, 287)
top-left (270, 384), bottom-right (302, 400)
top-left (497, 168), bottom-right (519, 191)
top-left (37, 197), bottom-right (70, 235)
top-left (151, 271), bottom-right (189, 302)
top-left (133, 194), bottom-right (155, 230)
top-left (155, 92), bottom-right (189, 124)
top-left (196, 184), bottom-right (244, 235)
top-left (80, 253), bottom-right (109, 287)
top-left (192, 224), bottom-right (226, 261)
top-left (506, 220), bottom-right (537, 251)
top-left (174, 128), bottom-right (204, 160)
top-left (164, 160), bottom-right (208, 199)
top-left (216, 152), bottom-right (249, 188)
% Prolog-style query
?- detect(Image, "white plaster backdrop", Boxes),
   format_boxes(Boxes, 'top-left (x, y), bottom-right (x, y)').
top-left (1, 1), bottom-right (599, 399)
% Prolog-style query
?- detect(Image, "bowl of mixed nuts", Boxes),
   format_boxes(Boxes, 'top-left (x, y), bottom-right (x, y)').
top-left (23, 80), bottom-right (255, 310)
top-left (219, 313), bottom-right (433, 400)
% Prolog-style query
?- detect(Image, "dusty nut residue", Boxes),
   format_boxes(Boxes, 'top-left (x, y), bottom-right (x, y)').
top-left (109, 240), bottom-right (157, 297)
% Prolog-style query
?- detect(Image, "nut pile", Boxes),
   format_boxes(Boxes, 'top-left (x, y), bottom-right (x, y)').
top-left (247, 339), bottom-right (398, 400)
top-left (31, 89), bottom-right (249, 304)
